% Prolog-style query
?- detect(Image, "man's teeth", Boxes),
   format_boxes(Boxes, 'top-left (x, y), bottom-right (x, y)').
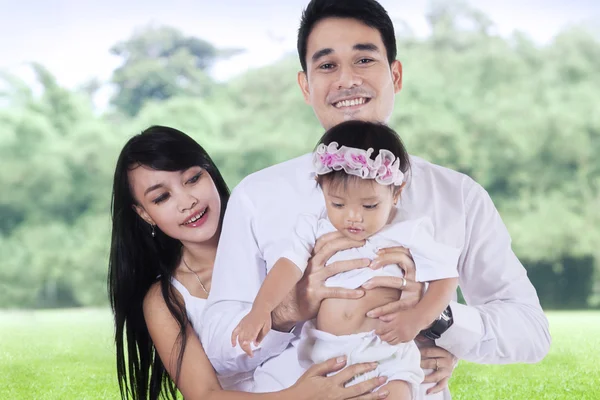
top-left (335, 98), bottom-right (367, 108)
top-left (186, 209), bottom-right (206, 224)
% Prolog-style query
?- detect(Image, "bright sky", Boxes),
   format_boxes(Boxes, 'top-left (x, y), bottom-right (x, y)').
top-left (0, 0), bottom-right (598, 91)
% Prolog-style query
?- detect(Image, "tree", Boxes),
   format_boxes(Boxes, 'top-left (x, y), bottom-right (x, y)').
top-left (1, 7), bottom-right (599, 309)
top-left (110, 25), bottom-right (241, 116)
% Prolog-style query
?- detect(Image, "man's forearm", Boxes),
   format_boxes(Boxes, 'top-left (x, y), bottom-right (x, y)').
top-left (271, 286), bottom-right (301, 332)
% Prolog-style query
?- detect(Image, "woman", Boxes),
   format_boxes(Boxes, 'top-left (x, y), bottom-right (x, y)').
top-left (108, 126), bottom-right (389, 400)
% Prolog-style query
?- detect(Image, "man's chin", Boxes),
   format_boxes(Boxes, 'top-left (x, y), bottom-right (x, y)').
top-left (321, 110), bottom-right (372, 129)
top-left (326, 110), bottom-right (367, 126)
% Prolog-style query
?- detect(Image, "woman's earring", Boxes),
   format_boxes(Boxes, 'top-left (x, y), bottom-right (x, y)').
top-left (151, 225), bottom-right (156, 238)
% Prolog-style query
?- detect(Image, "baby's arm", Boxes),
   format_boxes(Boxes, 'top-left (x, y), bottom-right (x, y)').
top-left (231, 258), bottom-right (303, 357)
top-left (252, 258), bottom-right (303, 317)
top-left (413, 277), bottom-right (459, 329)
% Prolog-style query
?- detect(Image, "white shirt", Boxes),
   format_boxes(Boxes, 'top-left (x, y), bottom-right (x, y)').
top-left (201, 154), bottom-right (551, 396)
top-left (170, 279), bottom-right (253, 391)
top-left (282, 211), bottom-right (460, 288)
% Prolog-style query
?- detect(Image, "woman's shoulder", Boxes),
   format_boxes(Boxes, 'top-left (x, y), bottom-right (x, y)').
top-left (143, 281), bottom-right (185, 316)
top-left (143, 281), bottom-right (165, 315)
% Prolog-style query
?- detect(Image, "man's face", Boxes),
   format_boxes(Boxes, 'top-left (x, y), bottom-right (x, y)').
top-left (298, 17), bottom-right (403, 130)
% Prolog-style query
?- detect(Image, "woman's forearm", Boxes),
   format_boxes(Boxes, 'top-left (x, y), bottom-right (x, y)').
top-left (204, 387), bottom-right (301, 400)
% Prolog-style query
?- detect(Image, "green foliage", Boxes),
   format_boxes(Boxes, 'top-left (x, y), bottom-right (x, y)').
top-left (110, 25), bottom-right (241, 116)
top-left (0, 1), bottom-right (599, 308)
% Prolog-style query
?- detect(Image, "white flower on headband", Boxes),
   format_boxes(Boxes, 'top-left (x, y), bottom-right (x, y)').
top-left (313, 142), bottom-right (404, 186)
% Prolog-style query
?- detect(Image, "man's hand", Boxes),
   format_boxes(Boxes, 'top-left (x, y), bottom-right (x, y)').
top-left (362, 246), bottom-right (425, 319)
top-left (362, 246), bottom-right (427, 343)
top-left (272, 231), bottom-right (369, 331)
top-left (419, 345), bottom-right (458, 395)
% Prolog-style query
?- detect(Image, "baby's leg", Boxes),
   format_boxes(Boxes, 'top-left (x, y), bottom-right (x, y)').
top-left (381, 380), bottom-right (412, 400)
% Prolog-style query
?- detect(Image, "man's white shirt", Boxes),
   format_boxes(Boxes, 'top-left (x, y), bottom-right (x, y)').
top-left (201, 153), bottom-right (550, 396)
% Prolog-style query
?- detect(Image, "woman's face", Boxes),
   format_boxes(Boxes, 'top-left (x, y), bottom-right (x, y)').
top-left (128, 165), bottom-right (222, 245)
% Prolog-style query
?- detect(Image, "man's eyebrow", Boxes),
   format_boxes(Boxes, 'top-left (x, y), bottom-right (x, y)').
top-left (312, 48), bottom-right (333, 63)
top-left (354, 43), bottom-right (380, 53)
top-left (311, 43), bottom-right (381, 64)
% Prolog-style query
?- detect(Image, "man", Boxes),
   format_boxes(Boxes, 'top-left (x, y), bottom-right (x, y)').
top-left (202, 0), bottom-right (551, 398)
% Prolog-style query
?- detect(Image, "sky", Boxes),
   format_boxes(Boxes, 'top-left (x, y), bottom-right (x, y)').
top-left (0, 0), bottom-right (598, 93)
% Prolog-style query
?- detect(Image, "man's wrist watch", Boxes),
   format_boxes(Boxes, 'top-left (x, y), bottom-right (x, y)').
top-left (421, 305), bottom-right (454, 341)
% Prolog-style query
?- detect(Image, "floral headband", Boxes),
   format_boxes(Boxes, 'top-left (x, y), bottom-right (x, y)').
top-left (313, 142), bottom-right (404, 186)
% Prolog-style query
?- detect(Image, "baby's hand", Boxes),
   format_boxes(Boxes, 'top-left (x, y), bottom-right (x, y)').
top-left (375, 308), bottom-right (427, 345)
top-left (231, 308), bottom-right (272, 357)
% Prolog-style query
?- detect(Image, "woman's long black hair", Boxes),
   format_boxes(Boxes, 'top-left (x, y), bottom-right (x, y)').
top-left (108, 126), bottom-right (230, 400)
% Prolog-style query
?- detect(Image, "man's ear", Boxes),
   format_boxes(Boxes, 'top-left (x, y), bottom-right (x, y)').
top-left (298, 71), bottom-right (311, 105)
top-left (391, 60), bottom-right (403, 93)
top-left (133, 204), bottom-right (154, 226)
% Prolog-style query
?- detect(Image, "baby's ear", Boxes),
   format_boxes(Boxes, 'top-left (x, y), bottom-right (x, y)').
top-left (393, 182), bottom-right (406, 204)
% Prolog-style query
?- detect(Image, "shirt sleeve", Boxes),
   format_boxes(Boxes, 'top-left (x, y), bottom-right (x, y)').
top-left (407, 217), bottom-right (461, 282)
top-left (279, 214), bottom-right (319, 273)
top-left (435, 183), bottom-right (551, 363)
top-left (200, 185), bottom-right (295, 376)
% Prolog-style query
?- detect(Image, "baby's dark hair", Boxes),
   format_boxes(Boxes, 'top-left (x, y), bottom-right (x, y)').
top-left (315, 120), bottom-right (410, 194)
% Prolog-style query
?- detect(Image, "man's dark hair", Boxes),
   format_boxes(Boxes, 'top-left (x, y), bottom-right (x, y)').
top-left (297, 0), bottom-right (397, 71)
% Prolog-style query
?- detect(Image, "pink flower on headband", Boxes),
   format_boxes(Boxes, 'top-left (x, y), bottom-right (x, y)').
top-left (344, 147), bottom-right (374, 179)
top-left (312, 142), bottom-right (404, 186)
top-left (315, 142), bottom-right (346, 174)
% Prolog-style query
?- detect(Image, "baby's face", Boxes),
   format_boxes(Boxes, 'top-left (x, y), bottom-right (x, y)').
top-left (322, 178), bottom-right (399, 241)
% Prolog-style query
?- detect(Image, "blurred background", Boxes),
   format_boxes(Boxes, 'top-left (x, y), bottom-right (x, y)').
top-left (1, 1), bottom-right (600, 398)
top-left (1, 0), bottom-right (599, 311)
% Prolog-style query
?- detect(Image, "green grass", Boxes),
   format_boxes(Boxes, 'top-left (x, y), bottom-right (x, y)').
top-left (0, 309), bottom-right (597, 399)
top-left (0, 309), bottom-right (119, 400)
top-left (450, 311), bottom-right (600, 400)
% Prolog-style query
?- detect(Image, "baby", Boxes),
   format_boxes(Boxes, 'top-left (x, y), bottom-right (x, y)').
top-left (232, 121), bottom-right (460, 399)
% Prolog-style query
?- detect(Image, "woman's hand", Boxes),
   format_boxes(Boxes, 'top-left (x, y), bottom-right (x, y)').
top-left (289, 356), bottom-right (390, 400)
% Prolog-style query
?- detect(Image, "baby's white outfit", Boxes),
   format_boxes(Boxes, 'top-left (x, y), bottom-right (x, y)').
top-left (279, 210), bottom-right (461, 399)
